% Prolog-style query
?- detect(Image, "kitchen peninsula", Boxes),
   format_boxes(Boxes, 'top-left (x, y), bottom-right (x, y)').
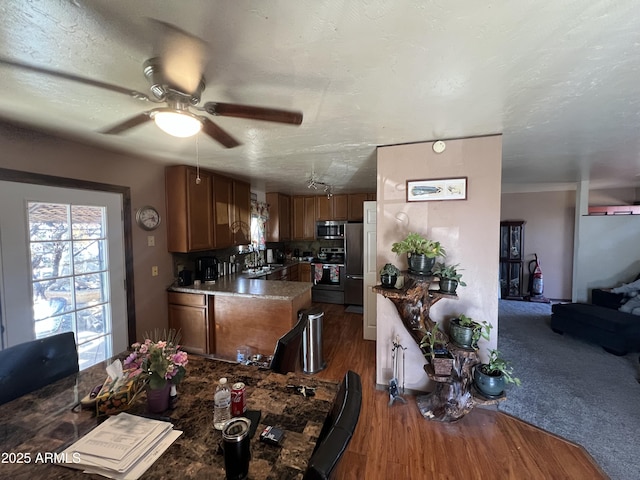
top-left (168, 273), bottom-right (312, 360)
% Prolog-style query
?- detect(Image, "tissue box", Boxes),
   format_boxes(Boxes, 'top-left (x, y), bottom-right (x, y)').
top-left (95, 373), bottom-right (144, 417)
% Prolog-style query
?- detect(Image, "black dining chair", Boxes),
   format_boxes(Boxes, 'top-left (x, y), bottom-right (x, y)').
top-left (314, 370), bottom-right (362, 451)
top-left (304, 370), bottom-right (362, 479)
top-left (270, 313), bottom-right (307, 374)
top-left (303, 425), bottom-right (353, 480)
top-left (0, 332), bottom-right (79, 406)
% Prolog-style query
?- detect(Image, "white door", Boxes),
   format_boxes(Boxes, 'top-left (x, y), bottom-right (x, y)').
top-left (363, 201), bottom-right (377, 340)
top-left (0, 181), bottom-right (128, 369)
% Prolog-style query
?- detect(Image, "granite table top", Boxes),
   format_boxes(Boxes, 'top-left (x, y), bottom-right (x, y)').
top-left (0, 354), bottom-right (338, 480)
top-left (169, 274), bottom-right (313, 301)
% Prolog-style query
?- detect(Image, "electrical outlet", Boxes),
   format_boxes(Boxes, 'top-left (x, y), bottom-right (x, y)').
top-left (147, 235), bottom-right (155, 247)
top-left (151, 266), bottom-right (158, 277)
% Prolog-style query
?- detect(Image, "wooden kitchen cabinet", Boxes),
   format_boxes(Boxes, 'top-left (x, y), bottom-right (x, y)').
top-left (299, 262), bottom-right (312, 283)
top-left (288, 263), bottom-right (299, 281)
top-left (232, 179), bottom-right (251, 245)
top-left (333, 194), bottom-right (348, 220)
top-left (265, 192), bottom-right (291, 242)
top-left (316, 194), bottom-right (348, 221)
top-left (166, 165), bottom-right (252, 251)
top-left (167, 292), bottom-right (215, 355)
top-left (316, 195), bottom-right (332, 221)
top-left (347, 193), bottom-right (369, 221)
top-left (166, 165), bottom-right (215, 252)
top-left (293, 195), bottom-right (316, 240)
top-left (213, 174), bottom-right (233, 248)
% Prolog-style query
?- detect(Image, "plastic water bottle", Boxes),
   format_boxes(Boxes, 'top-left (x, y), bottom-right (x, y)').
top-left (214, 377), bottom-right (231, 430)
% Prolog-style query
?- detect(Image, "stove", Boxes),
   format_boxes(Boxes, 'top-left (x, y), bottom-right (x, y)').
top-left (311, 247), bottom-right (345, 304)
top-left (314, 247), bottom-right (345, 265)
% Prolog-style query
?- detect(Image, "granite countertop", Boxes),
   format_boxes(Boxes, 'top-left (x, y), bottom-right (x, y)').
top-left (169, 274), bottom-right (312, 300)
top-left (0, 354), bottom-right (338, 480)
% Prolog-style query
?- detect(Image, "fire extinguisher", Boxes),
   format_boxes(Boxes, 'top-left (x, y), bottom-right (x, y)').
top-left (529, 254), bottom-right (544, 297)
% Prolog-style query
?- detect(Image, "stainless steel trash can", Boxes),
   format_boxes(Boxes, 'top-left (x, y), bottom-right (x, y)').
top-left (301, 307), bottom-right (326, 374)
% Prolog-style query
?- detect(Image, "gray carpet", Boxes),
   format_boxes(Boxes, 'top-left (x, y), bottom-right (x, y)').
top-left (497, 300), bottom-right (640, 480)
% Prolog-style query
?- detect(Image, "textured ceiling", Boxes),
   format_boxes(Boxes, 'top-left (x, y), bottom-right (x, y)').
top-left (1, 1), bottom-right (639, 195)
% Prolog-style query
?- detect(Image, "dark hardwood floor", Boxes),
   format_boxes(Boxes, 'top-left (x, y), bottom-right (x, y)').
top-left (311, 302), bottom-right (607, 479)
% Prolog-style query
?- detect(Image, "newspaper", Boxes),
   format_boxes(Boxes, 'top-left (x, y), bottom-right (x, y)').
top-left (58, 412), bottom-right (182, 480)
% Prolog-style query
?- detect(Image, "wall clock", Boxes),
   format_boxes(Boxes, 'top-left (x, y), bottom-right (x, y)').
top-left (135, 205), bottom-right (161, 231)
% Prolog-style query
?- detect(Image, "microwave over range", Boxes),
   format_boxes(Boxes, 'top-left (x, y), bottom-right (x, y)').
top-left (316, 220), bottom-right (346, 240)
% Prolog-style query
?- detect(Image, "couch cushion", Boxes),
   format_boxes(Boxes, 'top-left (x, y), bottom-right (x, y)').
top-left (552, 303), bottom-right (638, 333)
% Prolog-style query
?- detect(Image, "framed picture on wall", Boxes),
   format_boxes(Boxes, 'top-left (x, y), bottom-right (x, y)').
top-left (406, 177), bottom-right (467, 202)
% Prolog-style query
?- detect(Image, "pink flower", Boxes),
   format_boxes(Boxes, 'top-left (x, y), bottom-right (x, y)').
top-left (172, 351), bottom-right (188, 366)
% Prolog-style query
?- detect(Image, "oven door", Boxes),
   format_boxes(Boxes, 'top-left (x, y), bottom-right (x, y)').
top-left (311, 263), bottom-right (345, 290)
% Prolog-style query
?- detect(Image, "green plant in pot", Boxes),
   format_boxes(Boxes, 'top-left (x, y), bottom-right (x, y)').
top-left (473, 349), bottom-right (521, 398)
top-left (448, 314), bottom-right (492, 349)
top-left (419, 322), bottom-right (453, 376)
top-left (379, 263), bottom-right (400, 288)
top-left (391, 232), bottom-right (446, 275)
top-left (432, 262), bottom-right (466, 294)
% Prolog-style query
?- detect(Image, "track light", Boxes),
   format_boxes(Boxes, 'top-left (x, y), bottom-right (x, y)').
top-left (306, 176), bottom-right (333, 195)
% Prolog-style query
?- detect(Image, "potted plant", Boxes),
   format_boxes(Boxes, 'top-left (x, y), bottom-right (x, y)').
top-left (391, 232), bottom-right (446, 275)
top-left (473, 349), bottom-right (521, 397)
top-left (379, 263), bottom-right (400, 288)
top-left (448, 314), bottom-right (492, 349)
top-left (419, 323), bottom-right (454, 376)
top-left (432, 262), bottom-right (466, 294)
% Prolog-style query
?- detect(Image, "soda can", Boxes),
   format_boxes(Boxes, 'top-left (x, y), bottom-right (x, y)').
top-left (231, 382), bottom-right (246, 416)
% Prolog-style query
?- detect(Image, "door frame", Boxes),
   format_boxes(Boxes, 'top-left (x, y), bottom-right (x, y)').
top-left (0, 167), bottom-right (136, 345)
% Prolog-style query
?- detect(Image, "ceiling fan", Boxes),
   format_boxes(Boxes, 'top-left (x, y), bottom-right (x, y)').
top-left (0, 21), bottom-right (303, 148)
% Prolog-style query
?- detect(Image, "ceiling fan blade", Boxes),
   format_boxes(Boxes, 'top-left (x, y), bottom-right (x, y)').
top-left (150, 19), bottom-right (207, 96)
top-left (101, 113), bottom-right (152, 134)
top-left (203, 102), bottom-right (303, 125)
top-left (0, 57), bottom-right (149, 101)
top-left (201, 117), bottom-right (241, 148)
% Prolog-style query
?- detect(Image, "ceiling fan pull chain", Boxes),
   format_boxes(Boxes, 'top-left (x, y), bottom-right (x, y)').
top-left (195, 133), bottom-right (201, 184)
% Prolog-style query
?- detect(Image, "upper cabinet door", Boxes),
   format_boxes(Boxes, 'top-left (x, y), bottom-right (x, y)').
top-left (166, 165), bottom-right (214, 252)
top-left (293, 195), bottom-right (316, 240)
top-left (316, 195), bottom-right (333, 221)
top-left (303, 196), bottom-right (316, 239)
top-left (213, 174), bottom-right (233, 248)
top-left (333, 194), bottom-right (348, 220)
top-left (347, 193), bottom-right (368, 221)
top-left (280, 194), bottom-right (291, 241)
top-left (266, 193), bottom-right (291, 242)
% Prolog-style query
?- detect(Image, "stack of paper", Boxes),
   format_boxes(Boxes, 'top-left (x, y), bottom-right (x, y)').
top-left (58, 412), bottom-right (182, 480)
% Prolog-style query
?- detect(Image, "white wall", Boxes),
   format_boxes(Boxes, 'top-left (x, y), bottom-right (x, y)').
top-left (574, 215), bottom-right (640, 302)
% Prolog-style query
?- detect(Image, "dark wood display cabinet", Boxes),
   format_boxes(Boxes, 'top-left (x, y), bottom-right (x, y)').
top-left (499, 220), bottom-right (525, 299)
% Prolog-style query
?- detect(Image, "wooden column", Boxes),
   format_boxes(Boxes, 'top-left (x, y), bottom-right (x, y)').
top-left (374, 274), bottom-right (503, 422)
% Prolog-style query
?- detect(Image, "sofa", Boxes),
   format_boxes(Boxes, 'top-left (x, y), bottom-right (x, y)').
top-left (550, 283), bottom-right (640, 355)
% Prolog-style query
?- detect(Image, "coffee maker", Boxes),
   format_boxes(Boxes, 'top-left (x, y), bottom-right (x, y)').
top-left (195, 256), bottom-right (219, 282)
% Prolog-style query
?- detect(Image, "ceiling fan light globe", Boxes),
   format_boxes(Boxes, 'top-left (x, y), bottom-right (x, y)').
top-left (153, 111), bottom-right (202, 137)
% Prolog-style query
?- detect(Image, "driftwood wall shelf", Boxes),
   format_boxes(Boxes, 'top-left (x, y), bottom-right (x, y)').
top-left (374, 273), bottom-right (504, 422)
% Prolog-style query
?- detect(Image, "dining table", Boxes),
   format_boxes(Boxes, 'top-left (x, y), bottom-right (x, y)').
top-left (0, 353), bottom-right (338, 480)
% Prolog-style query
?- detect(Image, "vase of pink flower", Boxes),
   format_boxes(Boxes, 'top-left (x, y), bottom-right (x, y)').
top-left (124, 329), bottom-right (188, 413)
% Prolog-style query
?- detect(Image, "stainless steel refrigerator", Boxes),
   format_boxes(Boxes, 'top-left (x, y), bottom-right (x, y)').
top-left (344, 222), bottom-right (364, 305)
